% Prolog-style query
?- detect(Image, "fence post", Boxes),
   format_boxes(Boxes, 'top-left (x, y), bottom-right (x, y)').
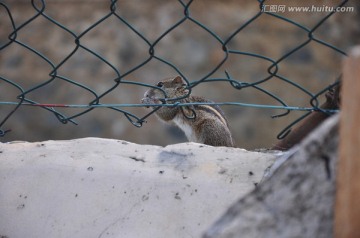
top-left (335, 46), bottom-right (360, 238)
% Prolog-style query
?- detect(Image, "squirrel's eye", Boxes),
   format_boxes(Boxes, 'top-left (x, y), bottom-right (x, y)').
top-left (156, 82), bottom-right (164, 87)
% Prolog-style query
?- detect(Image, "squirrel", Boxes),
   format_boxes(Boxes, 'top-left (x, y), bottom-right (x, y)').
top-left (141, 76), bottom-right (234, 147)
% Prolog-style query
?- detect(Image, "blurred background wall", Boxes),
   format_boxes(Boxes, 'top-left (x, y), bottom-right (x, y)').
top-left (0, 0), bottom-right (359, 149)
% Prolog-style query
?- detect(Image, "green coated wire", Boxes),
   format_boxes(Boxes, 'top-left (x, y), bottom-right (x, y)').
top-left (0, 0), bottom-right (346, 138)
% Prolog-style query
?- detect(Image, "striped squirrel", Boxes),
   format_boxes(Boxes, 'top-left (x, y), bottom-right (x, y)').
top-left (141, 76), bottom-right (234, 147)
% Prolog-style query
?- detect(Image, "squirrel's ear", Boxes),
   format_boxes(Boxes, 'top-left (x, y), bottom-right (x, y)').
top-left (172, 76), bottom-right (184, 84)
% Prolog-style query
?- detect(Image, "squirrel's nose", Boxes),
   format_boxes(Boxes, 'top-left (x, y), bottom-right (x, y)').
top-left (141, 98), bottom-right (151, 108)
top-left (143, 91), bottom-right (152, 98)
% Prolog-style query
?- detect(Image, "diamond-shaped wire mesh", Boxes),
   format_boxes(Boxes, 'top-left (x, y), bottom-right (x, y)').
top-left (0, 0), bottom-right (354, 148)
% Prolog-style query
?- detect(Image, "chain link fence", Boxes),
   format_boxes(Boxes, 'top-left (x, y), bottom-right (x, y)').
top-left (0, 0), bottom-right (354, 147)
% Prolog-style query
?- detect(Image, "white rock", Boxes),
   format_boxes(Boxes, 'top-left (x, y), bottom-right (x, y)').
top-left (204, 115), bottom-right (339, 238)
top-left (0, 138), bottom-right (277, 238)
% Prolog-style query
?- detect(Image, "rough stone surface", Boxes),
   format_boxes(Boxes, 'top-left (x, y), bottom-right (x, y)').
top-left (204, 115), bottom-right (339, 238)
top-left (0, 139), bottom-right (277, 238)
